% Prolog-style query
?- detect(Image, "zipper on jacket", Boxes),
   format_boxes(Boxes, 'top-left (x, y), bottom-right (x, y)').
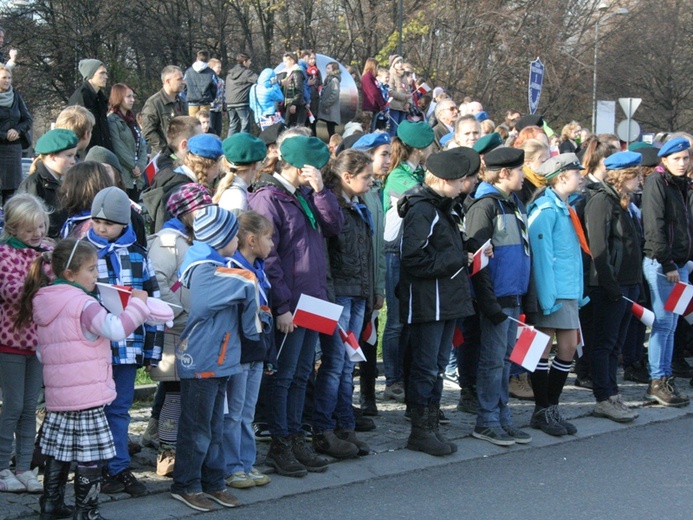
top-left (217, 333), bottom-right (230, 365)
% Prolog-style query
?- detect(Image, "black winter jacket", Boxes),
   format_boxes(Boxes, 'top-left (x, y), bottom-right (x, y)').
top-left (397, 184), bottom-right (474, 324)
top-left (18, 162), bottom-right (67, 238)
top-left (584, 182), bottom-right (642, 300)
top-left (225, 65), bottom-right (258, 107)
top-left (641, 168), bottom-right (693, 274)
top-left (68, 82), bottom-right (112, 151)
top-left (184, 64), bottom-right (218, 105)
top-left (328, 198), bottom-right (374, 307)
top-left (0, 89), bottom-right (32, 146)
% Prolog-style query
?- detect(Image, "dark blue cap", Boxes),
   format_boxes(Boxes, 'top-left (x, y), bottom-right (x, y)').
top-left (475, 111), bottom-right (489, 122)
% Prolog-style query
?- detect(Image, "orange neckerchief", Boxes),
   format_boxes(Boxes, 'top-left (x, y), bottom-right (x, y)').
top-left (568, 206), bottom-right (591, 256)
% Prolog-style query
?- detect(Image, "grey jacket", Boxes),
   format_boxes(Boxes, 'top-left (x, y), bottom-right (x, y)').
top-left (108, 113), bottom-right (148, 190)
top-left (318, 73), bottom-right (341, 124)
top-left (141, 88), bottom-right (187, 154)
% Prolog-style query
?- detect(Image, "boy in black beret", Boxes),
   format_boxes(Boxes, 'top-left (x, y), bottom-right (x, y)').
top-left (464, 146), bottom-right (535, 446)
top-left (396, 148), bottom-right (477, 456)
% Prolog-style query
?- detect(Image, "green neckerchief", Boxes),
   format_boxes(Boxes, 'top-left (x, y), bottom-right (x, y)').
top-left (295, 192), bottom-right (318, 230)
top-left (52, 278), bottom-right (97, 298)
top-left (495, 186), bottom-right (511, 199)
top-left (1, 236), bottom-right (32, 250)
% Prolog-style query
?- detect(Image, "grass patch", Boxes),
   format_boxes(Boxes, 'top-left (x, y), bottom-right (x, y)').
top-left (135, 367), bottom-right (155, 386)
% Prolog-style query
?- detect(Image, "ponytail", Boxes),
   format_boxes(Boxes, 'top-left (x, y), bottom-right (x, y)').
top-left (387, 137), bottom-right (413, 178)
top-left (15, 255), bottom-right (51, 331)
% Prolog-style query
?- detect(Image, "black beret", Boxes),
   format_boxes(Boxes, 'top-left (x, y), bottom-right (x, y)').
top-left (515, 114), bottom-right (544, 132)
top-left (426, 147), bottom-right (481, 179)
top-left (259, 122), bottom-right (288, 145)
top-left (639, 147), bottom-right (661, 168)
top-left (484, 146), bottom-right (525, 170)
top-left (336, 132), bottom-right (364, 155)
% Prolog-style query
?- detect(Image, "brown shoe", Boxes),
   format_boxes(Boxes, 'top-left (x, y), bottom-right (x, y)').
top-left (509, 373), bottom-right (534, 400)
top-left (172, 492), bottom-right (216, 512)
top-left (205, 489), bottom-right (240, 508)
top-left (645, 378), bottom-right (689, 407)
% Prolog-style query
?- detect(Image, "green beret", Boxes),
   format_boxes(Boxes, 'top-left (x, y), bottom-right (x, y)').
top-left (35, 129), bottom-right (79, 155)
top-left (280, 136), bottom-right (330, 169)
top-left (628, 141), bottom-right (652, 151)
top-left (397, 120), bottom-right (435, 149)
top-left (473, 132), bottom-right (503, 155)
top-left (223, 133), bottom-right (267, 165)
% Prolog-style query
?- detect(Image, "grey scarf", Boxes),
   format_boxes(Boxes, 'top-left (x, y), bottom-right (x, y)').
top-left (0, 86), bottom-right (14, 108)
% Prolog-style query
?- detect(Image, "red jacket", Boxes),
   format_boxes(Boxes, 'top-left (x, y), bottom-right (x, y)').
top-left (361, 71), bottom-right (386, 113)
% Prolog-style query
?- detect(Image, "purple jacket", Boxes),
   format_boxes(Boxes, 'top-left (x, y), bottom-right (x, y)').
top-left (248, 173), bottom-right (343, 316)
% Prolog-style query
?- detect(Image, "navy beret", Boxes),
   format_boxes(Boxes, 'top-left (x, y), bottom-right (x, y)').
top-left (426, 147), bottom-right (481, 180)
top-left (484, 147), bottom-right (525, 171)
top-left (515, 114), bottom-right (544, 132)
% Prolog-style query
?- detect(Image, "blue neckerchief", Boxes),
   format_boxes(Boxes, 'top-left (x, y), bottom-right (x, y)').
top-left (179, 240), bottom-right (227, 287)
top-left (60, 209), bottom-right (91, 238)
top-left (350, 201), bottom-right (374, 236)
top-left (162, 217), bottom-right (187, 233)
top-left (86, 225), bottom-right (138, 282)
top-left (229, 251), bottom-right (271, 306)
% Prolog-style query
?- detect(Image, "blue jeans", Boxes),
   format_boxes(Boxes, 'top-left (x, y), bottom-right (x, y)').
top-left (643, 259), bottom-right (688, 379)
top-left (383, 253), bottom-right (406, 385)
top-left (476, 307), bottom-right (520, 428)
top-left (268, 327), bottom-right (318, 437)
top-left (105, 364), bottom-right (137, 476)
top-left (407, 320), bottom-right (456, 406)
top-left (591, 285), bottom-right (639, 401)
top-left (0, 353), bottom-right (42, 471)
top-left (227, 106), bottom-right (252, 136)
top-left (313, 297), bottom-right (366, 433)
top-left (387, 109), bottom-right (408, 137)
top-left (223, 362), bottom-right (262, 475)
top-left (171, 377), bottom-right (227, 495)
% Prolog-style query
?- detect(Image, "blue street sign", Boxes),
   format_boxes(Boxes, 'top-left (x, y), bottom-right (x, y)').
top-left (528, 58), bottom-right (544, 115)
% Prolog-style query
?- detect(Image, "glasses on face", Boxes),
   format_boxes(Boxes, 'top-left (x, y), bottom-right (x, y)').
top-left (448, 106), bottom-right (459, 112)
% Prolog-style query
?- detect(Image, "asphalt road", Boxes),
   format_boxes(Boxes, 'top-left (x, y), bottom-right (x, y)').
top-left (203, 416), bottom-right (693, 520)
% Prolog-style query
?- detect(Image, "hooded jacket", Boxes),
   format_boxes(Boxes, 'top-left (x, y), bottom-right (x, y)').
top-left (584, 182), bottom-right (643, 299)
top-left (33, 284), bottom-right (150, 411)
top-left (225, 64), bottom-right (259, 107)
top-left (249, 69), bottom-right (284, 122)
top-left (247, 173), bottom-right (343, 316)
top-left (184, 61), bottom-right (218, 105)
top-left (177, 242), bottom-right (262, 379)
top-left (68, 81), bottom-right (112, 151)
top-left (318, 71), bottom-right (341, 124)
top-left (464, 181), bottom-right (533, 324)
top-left (397, 184), bottom-right (474, 324)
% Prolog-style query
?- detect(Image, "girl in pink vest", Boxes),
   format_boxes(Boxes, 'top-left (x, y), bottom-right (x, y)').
top-left (16, 239), bottom-right (151, 520)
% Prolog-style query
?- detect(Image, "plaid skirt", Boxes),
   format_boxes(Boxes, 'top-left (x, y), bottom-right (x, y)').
top-left (40, 407), bottom-right (115, 463)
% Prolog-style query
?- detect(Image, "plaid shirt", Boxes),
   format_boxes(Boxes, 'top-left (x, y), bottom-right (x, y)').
top-left (95, 243), bottom-right (163, 366)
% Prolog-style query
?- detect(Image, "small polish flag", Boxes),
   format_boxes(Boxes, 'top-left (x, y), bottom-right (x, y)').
top-left (510, 326), bottom-right (551, 372)
top-left (470, 239), bottom-right (492, 276)
top-left (292, 294), bottom-right (344, 335)
top-left (307, 109), bottom-right (316, 124)
top-left (631, 301), bottom-right (655, 327)
top-left (416, 83), bottom-right (432, 95)
top-left (339, 326), bottom-right (367, 362)
top-left (453, 325), bottom-right (465, 348)
top-left (360, 310), bottom-right (379, 346)
top-left (516, 314), bottom-right (527, 340)
top-left (663, 282), bottom-right (693, 314)
top-left (97, 283), bottom-right (132, 315)
top-left (144, 153), bottom-right (160, 186)
top-left (576, 322), bottom-right (584, 358)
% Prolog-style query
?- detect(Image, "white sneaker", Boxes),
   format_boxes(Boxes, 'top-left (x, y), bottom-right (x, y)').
top-left (248, 468), bottom-right (271, 486)
top-left (225, 471), bottom-right (255, 489)
top-left (16, 468), bottom-right (42, 493)
top-left (0, 468), bottom-right (27, 492)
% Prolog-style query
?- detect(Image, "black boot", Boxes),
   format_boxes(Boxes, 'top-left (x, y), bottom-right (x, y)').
top-left (429, 404), bottom-right (457, 453)
top-left (39, 457), bottom-right (74, 520)
top-left (359, 375), bottom-right (378, 416)
top-left (406, 406), bottom-right (452, 456)
top-left (73, 466), bottom-right (107, 520)
top-left (265, 436), bottom-right (307, 478)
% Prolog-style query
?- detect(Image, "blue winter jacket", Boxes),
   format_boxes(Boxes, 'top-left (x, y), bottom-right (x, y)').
top-left (176, 242), bottom-right (262, 379)
top-left (249, 69), bottom-right (285, 122)
top-left (527, 187), bottom-right (588, 315)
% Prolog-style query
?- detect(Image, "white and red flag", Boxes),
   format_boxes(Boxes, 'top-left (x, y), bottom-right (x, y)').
top-left (97, 283), bottom-right (132, 315)
top-left (663, 282), bottom-right (693, 315)
top-left (510, 325), bottom-right (551, 372)
top-left (360, 310), bottom-right (378, 346)
top-left (416, 83), bottom-right (432, 96)
top-left (339, 326), bottom-right (367, 362)
top-left (469, 239), bottom-right (492, 276)
top-left (143, 153), bottom-right (160, 186)
top-left (631, 302), bottom-right (655, 327)
top-left (292, 294), bottom-right (343, 335)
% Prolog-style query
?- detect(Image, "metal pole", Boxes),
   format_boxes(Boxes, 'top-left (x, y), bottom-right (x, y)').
top-left (592, 20), bottom-right (599, 134)
top-left (398, 0), bottom-right (403, 57)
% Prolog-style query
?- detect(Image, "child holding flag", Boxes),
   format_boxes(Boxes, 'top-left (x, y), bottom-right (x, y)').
top-left (85, 186), bottom-right (163, 495)
top-left (528, 153), bottom-right (590, 436)
top-left (464, 146), bottom-right (534, 447)
top-left (248, 135), bottom-right (342, 476)
top-left (584, 151), bottom-right (643, 422)
top-left (398, 147), bottom-right (478, 456)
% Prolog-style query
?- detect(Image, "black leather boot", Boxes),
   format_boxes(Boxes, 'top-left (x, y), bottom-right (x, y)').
top-left (73, 466), bottom-right (107, 520)
top-left (406, 406), bottom-right (452, 456)
top-left (39, 456), bottom-right (74, 519)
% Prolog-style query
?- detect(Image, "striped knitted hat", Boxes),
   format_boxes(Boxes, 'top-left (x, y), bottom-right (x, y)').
top-left (166, 184), bottom-right (213, 219)
top-left (193, 205), bottom-right (238, 250)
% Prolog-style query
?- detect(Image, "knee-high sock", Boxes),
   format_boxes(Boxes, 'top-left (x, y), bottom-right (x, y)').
top-left (548, 357), bottom-right (573, 405)
top-left (530, 358), bottom-right (550, 409)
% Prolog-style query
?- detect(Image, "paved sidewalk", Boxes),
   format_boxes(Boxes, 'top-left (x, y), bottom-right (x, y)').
top-left (2, 368), bottom-right (692, 519)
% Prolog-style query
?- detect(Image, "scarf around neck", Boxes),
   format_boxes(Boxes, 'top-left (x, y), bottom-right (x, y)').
top-left (0, 86), bottom-right (14, 108)
top-left (229, 251), bottom-right (271, 306)
top-left (86, 226), bottom-right (138, 282)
